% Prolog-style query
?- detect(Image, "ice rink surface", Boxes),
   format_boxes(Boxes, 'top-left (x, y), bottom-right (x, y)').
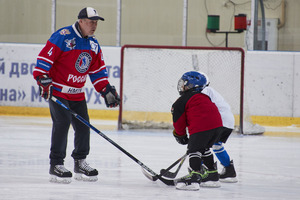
top-left (1, 115), bottom-right (300, 200)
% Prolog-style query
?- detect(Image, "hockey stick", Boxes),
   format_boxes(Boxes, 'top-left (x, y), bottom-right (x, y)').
top-left (141, 153), bottom-right (187, 181)
top-left (160, 153), bottom-right (187, 178)
top-left (51, 96), bottom-right (174, 186)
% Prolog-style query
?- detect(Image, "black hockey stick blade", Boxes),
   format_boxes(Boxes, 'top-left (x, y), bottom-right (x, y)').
top-left (160, 169), bottom-right (179, 179)
top-left (141, 153), bottom-right (187, 182)
top-left (157, 176), bottom-right (175, 186)
top-left (141, 167), bottom-right (175, 186)
top-left (160, 154), bottom-right (187, 178)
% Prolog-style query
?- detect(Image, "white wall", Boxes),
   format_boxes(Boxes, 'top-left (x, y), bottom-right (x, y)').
top-left (245, 51), bottom-right (300, 117)
top-left (0, 43), bottom-right (299, 118)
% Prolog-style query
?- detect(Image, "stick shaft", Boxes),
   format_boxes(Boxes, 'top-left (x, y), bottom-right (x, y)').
top-left (164, 154), bottom-right (187, 172)
top-left (161, 154), bottom-right (186, 178)
top-left (152, 153), bottom-right (187, 181)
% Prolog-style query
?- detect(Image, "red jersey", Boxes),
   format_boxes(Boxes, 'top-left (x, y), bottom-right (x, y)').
top-left (33, 22), bottom-right (109, 101)
top-left (171, 91), bottom-right (223, 136)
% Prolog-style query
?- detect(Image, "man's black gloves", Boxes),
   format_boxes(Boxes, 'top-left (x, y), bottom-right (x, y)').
top-left (100, 84), bottom-right (120, 108)
top-left (36, 75), bottom-right (53, 100)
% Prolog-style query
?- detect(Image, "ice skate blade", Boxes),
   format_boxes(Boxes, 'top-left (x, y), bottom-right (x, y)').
top-left (200, 181), bottom-right (221, 188)
top-left (74, 173), bottom-right (98, 182)
top-left (175, 182), bottom-right (200, 191)
top-left (220, 177), bottom-right (238, 183)
top-left (49, 175), bottom-right (72, 184)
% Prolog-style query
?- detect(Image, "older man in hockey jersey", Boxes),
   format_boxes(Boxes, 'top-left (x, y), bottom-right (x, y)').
top-left (33, 7), bottom-right (120, 183)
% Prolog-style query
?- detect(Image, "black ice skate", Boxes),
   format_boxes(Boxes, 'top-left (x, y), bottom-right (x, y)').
top-left (200, 163), bottom-right (221, 188)
top-left (49, 165), bottom-right (72, 184)
top-left (174, 171), bottom-right (201, 191)
top-left (74, 159), bottom-right (98, 182)
top-left (219, 160), bottom-right (238, 183)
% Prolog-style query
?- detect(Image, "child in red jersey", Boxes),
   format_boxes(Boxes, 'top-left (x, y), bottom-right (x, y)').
top-left (172, 71), bottom-right (222, 190)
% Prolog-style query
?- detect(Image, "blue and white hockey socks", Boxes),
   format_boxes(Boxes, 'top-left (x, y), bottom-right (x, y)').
top-left (212, 142), bottom-right (230, 167)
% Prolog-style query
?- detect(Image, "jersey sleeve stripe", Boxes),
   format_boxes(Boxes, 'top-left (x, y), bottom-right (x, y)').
top-left (89, 65), bottom-right (106, 74)
top-left (89, 73), bottom-right (108, 83)
top-left (36, 60), bottom-right (52, 71)
top-left (93, 78), bottom-right (108, 86)
top-left (33, 68), bottom-right (47, 74)
top-left (37, 56), bottom-right (54, 64)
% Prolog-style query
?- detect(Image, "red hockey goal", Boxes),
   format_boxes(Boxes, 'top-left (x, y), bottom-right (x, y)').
top-left (118, 45), bottom-right (264, 135)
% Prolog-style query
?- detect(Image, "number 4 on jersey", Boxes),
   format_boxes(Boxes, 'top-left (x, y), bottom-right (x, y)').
top-left (48, 47), bottom-right (53, 57)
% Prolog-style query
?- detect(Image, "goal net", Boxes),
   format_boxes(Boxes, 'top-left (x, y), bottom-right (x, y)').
top-left (118, 45), bottom-right (264, 135)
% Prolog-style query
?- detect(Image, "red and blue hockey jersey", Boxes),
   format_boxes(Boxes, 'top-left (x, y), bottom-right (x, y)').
top-left (33, 22), bottom-right (109, 101)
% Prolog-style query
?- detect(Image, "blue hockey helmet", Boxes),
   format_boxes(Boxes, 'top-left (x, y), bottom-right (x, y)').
top-left (177, 71), bottom-right (209, 95)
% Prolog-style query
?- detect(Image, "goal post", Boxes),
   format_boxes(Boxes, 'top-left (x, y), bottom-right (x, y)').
top-left (118, 45), bottom-right (263, 134)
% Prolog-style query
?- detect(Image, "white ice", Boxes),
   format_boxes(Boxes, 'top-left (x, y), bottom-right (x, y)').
top-left (1, 116), bottom-right (300, 200)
